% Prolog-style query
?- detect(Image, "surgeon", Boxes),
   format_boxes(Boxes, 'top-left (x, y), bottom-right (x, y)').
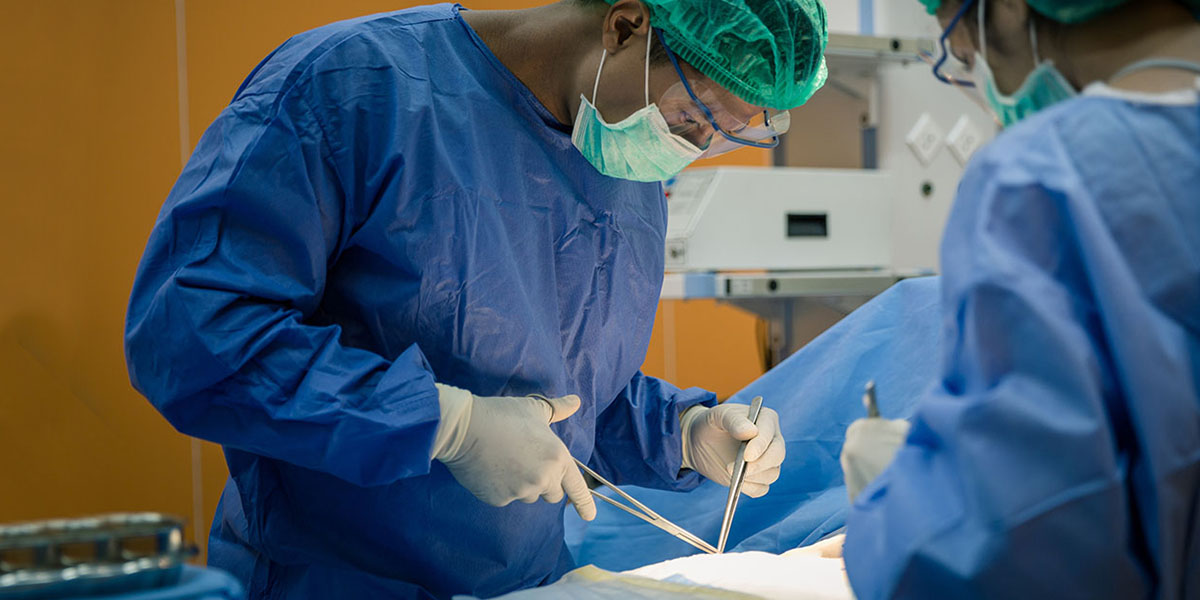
top-left (839, 0), bottom-right (1200, 597)
top-left (124, 0), bottom-right (826, 598)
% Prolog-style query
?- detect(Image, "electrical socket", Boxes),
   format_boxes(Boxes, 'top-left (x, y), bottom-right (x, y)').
top-left (947, 116), bottom-right (983, 165)
top-left (905, 113), bottom-right (945, 166)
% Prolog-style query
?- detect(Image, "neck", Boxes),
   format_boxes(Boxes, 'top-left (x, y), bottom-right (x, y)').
top-left (462, 2), bottom-right (607, 125)
top-left (1048, 0), bottom-right (1200, 93)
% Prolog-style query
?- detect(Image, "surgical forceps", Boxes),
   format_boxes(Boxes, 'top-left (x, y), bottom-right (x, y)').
top-left (716, 396), bottom-right (764, 553)
top-left (531, 393), bottom-right (714, 553)
top-left (573, 459), bottom-right (718, 555)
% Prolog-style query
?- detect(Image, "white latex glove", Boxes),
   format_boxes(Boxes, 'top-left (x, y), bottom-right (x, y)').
top-left (680, 403), bottom-right (785, 497)
top-left (840, 417), bottom-right (910, 501)
top-left (431, 384), bottom-right (596, 521)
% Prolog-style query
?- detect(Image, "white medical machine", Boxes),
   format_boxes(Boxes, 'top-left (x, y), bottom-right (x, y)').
top-left (663, 28), bottom-right (996, 366)
top-left (665, 168), bottom-right (892, 274)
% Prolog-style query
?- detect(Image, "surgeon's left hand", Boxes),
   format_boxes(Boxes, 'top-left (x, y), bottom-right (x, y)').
top-left (841, 416), bottom-right (910, 502)
top-left (680, 403), bottom-right (785, 497)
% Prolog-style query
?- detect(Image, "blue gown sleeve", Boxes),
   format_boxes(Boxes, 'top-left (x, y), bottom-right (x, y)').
top-left (124, 77), bottom-right (440, 488)
top-left (590, 371), bottom-right (717, 490)
top-left (843, 146), bottom-right (1149, 598)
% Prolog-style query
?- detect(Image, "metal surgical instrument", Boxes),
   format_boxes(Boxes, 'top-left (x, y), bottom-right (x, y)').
top-left (573, 459), bottom-right (718, 555)
top-left (716, 395), bottom-right (764, 554)
top-left (863, 381), bottom-right (879, 418)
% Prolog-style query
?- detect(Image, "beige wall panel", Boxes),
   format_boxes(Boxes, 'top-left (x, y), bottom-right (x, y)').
top-left (0, 0), bottom-right (203, 544)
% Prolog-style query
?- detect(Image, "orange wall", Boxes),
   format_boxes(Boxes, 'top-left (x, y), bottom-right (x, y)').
top-left (0, 0), bottom-right (200, 549)
top-left (0, 1), bottom-right (765, 562)
top-left (640, 298), bottom-right (766, 400)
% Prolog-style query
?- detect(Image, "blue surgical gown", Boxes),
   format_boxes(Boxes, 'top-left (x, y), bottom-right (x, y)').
top-left (124, 5), bottom-right (713, 599)
top-left (845, 87), bottom-right (1200, 598)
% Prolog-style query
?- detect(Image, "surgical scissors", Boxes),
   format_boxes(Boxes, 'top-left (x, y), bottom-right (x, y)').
top-left (573, 459), bottom-right (718, 555)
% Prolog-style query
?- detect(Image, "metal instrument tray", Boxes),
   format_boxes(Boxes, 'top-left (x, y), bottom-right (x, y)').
top-left (0, 513), bottom-right (190, 598)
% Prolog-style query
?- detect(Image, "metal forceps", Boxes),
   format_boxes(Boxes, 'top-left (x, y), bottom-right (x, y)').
top-left (716, 396), bottom-right (764, 553)
top-left (573, 459), bottom-right (718, 555)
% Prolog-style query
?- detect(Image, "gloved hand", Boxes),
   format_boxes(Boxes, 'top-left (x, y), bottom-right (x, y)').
top-left (680, 403), bottom-right (785, 497)
top-left (840, 417), bottom-right (910, 501)
top-left (431, 384), bottom-right (596, 521)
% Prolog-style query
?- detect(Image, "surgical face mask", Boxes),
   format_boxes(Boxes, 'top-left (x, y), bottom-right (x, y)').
top-left (975, 1), bottom-right (1077, 127)
top-left (572, 34), bottom-right (703, 182)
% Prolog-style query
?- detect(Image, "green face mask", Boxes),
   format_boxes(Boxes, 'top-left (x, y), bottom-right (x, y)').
top-left (571, 35), bottom-right (703, 182)
top-left (975, 5), bottom-right (1077, 127)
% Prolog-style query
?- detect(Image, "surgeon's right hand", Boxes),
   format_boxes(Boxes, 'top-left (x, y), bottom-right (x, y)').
top-left (430, 384), bottom-right (597, 521)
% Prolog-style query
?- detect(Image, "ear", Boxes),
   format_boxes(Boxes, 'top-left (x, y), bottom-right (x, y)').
top-left (601, 0), bottom-right (652, 55)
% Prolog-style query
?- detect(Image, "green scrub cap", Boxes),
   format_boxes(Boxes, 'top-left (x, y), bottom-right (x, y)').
top-left (614, 0), bottom-right (829, 110)
top-left (918, 0), bottom-right (1200, 24)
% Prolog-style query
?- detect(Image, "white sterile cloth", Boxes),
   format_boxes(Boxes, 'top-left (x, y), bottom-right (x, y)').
top-left (473, 549), bottom-right (853, 600)
top-left (628, 550), bottom-right (853, 600)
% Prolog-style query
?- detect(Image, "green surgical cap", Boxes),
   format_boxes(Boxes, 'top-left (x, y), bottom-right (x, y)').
top-left (617, 0), bottom-right (829, 110)
top-left (919, 0), bottom-right (1200, 24)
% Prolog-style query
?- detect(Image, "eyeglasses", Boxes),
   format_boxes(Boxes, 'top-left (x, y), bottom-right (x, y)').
top-left (931, 0), bottom-right (979, 88)
top-left (654, 29), bottom-right (789, 157)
